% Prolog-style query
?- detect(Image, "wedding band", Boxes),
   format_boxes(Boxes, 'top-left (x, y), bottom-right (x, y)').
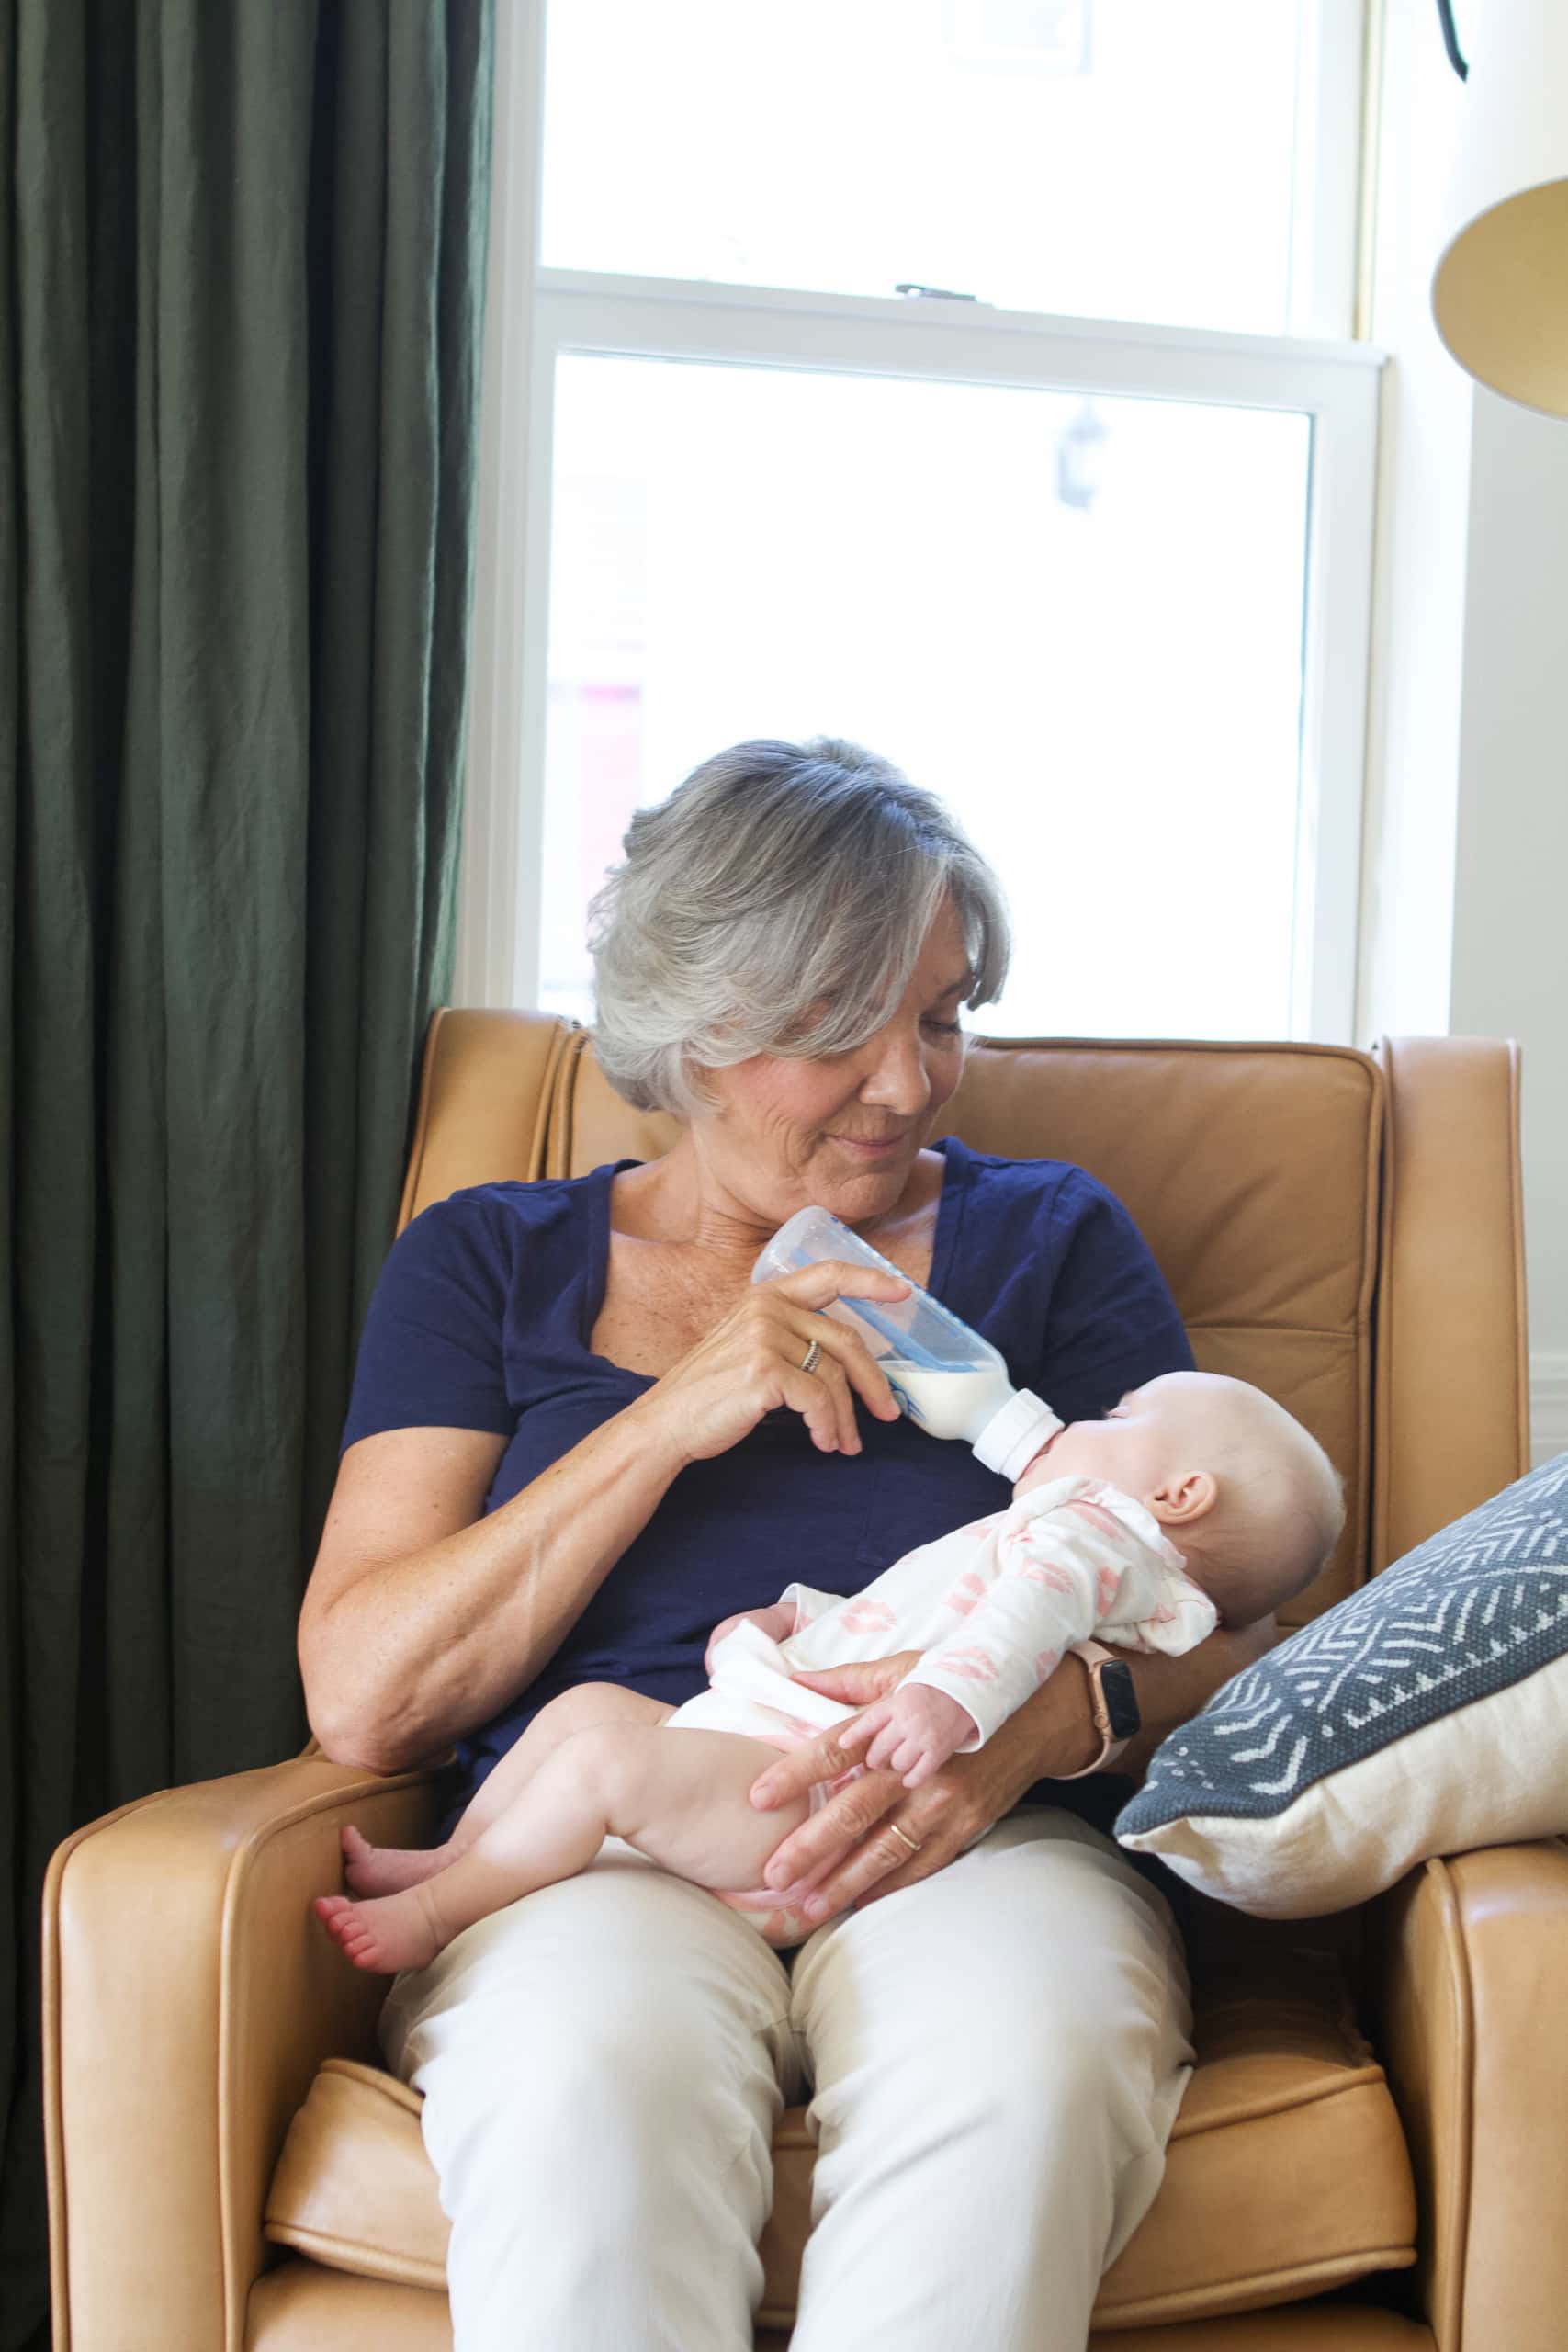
top-left (886, 1821), bottom-right (923, 1859)
top-left (799, 1338), bottom-right (822, 1375)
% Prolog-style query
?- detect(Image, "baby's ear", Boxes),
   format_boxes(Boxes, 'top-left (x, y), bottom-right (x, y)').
top-left (1147, 1469), bottom-right (1217, 1526)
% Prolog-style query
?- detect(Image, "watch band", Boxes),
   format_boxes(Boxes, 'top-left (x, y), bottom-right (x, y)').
top-left (1056, 1640), bottom-right (1139, 1779)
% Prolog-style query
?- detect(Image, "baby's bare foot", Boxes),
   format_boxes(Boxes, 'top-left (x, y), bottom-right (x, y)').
top-left (341, 1822), bottom-right (450, 1896)
top-left (314, 1891), bottom-right (441, 1975)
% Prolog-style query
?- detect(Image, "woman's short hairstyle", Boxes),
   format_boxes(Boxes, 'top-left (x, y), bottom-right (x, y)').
top-left (588, 737), bottom-right (1010, 1118)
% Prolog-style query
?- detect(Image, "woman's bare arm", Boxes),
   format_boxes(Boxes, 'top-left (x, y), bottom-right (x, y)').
top-left (299, 1402), bottom-right (690, 1772)
top-left (299, 1256), bottom-right (909, 1773)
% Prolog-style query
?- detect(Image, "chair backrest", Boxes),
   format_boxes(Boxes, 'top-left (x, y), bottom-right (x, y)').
top-left (400, 1013), bottom-right (1529, 1621)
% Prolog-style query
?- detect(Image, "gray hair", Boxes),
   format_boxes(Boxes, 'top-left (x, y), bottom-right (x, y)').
top-left (588, 737), bottom-right (1010, 1118)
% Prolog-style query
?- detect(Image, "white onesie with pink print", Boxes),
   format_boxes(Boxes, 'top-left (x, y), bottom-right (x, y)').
top-left (665, 1474), bottom-right (1218, 1764)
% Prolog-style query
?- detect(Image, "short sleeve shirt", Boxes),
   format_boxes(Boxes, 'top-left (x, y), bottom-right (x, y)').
top-left (342, 1136), bottom-right (1194, 1821)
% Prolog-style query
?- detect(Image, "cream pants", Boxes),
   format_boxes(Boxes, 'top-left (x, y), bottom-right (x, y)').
top-left (378, 1805), bottom-right (1192, 2352)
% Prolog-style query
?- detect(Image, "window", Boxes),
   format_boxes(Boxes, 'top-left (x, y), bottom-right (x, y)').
top-left (460, 1), bottom-right (1379, 1043)
top-left (541, 0), bottom-right (1358, 338)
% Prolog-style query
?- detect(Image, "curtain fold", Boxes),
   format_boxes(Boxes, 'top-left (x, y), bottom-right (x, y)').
top-left (0, 4), bottom-right (495, 2339)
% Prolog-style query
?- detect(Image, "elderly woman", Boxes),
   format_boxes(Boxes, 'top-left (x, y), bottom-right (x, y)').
top-left (300, 738), bottom-right (1269, 2352)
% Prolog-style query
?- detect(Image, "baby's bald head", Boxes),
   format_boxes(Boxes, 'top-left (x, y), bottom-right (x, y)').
top-left (1019, 1371), bottom-right (1344, 1627)
top-left (1153, 1374), bottom-right (1344, 1621)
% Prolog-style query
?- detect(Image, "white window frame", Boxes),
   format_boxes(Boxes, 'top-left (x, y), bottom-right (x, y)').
top-left (457, 0), bottom-right (1382, 1045)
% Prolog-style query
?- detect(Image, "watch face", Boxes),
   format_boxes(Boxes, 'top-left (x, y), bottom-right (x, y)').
top-left (1100, 1659), bottom-right (1142, 1743)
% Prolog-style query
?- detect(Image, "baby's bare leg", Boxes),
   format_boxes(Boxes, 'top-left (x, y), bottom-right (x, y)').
top-left (317, 1722), bottom-right (808, 1974)
top-left (450, 1686), bottom-right (674, 1843)
top-left (341, 1684), bottom-right (671, 1896)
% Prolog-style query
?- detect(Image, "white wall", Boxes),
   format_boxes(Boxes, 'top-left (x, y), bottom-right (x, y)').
top-left (1450, 387), bottom-right (1568, 1458)
top-left (1361, 0), bottom-right (1568, 1462)
top-left (1356, 0), bottom-right (1471, 1040)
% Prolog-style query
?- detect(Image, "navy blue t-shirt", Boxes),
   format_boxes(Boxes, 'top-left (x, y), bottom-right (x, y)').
top-left (342, 1137), bottom-right (1193, 1824)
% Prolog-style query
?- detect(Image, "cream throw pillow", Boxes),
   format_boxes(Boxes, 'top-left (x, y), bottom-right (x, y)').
top-left (1115, 1454), bottom-right (1568, 1917)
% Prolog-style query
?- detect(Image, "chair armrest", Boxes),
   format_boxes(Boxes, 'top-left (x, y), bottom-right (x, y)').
top-left (1376, 1839), bottom-right (1568, 2352)
top-left (1371, 1036), bottom-right (1529, 1571)
top-left (43, 1752), bottom-right (442, 2352)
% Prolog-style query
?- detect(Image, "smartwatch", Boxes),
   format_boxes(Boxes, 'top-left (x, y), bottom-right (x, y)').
top-left (1057, 1640), bottom-right (1141, 1778)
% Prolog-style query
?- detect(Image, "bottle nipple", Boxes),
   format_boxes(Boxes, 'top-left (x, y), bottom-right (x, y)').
top-left (973, 1389), bottom-right (1063, 1482)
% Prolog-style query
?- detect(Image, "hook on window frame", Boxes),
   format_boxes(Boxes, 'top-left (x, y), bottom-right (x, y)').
top-left (1436, 0), bottom-right (1469, 81)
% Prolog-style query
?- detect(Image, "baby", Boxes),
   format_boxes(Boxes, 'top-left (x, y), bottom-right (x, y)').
top-left (315, 1370), bottom-right (1342, 1973)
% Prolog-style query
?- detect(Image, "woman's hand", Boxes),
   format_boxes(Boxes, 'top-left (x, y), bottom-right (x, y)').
top-left (739, 1648), bottom-right (1101, 1930)
top-left (632, 1260), bottom-right (912, 1464)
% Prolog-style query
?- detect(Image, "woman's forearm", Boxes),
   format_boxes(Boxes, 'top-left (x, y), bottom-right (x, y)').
top-left (306, 1251), bottom-right (917, 1773)
top-left (304, 1398), bottom-right (688, 1770)
top-left (967, 1654), bottom-right (1102, 1794)
top-left (976, 1615), bottom-right (1274, 1801)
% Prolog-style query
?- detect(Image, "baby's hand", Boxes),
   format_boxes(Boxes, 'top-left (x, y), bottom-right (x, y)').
top-left (835, 1683), bottom-right (976, 1788)
top-left (705, 1601), bottom-right (795, 1674)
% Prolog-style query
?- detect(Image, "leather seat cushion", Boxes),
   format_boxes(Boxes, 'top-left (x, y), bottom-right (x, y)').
top-left (245, 2259), bottom-right (1436, 2352)
top-left (265, 1960), bottom-right (1415, 2330)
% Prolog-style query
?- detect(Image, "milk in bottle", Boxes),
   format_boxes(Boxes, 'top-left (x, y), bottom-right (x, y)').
top-left (751, 1205), bottom-right (1060, 1480)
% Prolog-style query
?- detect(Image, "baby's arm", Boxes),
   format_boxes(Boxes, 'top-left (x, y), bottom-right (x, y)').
top-left (904, 1498), bottom-right (1220, 1745)
top-left (895, 1505), bottom-right (1132, 1753)
top-left (833, 1520), bottom-right (1109, 1786)
top-left (834, 1681), bottom-right (976, 1787)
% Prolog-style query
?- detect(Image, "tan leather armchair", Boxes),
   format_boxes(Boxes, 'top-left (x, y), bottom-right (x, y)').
top-left (44, 1015), bottom-right (1563, 2352)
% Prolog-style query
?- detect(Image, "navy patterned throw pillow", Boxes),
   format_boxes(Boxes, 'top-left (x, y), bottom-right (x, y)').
top-left (1115, 1453), bottom-right (1568, 1917)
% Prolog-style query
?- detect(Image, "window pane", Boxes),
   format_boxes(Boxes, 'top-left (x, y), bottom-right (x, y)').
top-left (541, 356), bottom-right (1311, 1041)
top-left (543, 0), bottom-right (1310, 334)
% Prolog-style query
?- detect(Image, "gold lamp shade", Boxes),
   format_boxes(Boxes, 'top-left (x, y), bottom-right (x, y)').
top-left (1432, 177), bottom-right (1568, 418)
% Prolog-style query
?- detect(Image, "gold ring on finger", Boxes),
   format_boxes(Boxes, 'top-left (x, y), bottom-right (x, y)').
top-left (887, 1821), bottom-right (923, 1859)
top-left (799, 1338), bottom-right (822, 1375)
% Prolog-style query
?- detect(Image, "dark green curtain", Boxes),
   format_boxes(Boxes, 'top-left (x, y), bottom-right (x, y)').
top-left (0, 3), bottom-right (494, 2340)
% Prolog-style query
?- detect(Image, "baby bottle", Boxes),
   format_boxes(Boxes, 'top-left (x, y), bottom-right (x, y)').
top-left (751, 1205), bottom-right (1060, 1481)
